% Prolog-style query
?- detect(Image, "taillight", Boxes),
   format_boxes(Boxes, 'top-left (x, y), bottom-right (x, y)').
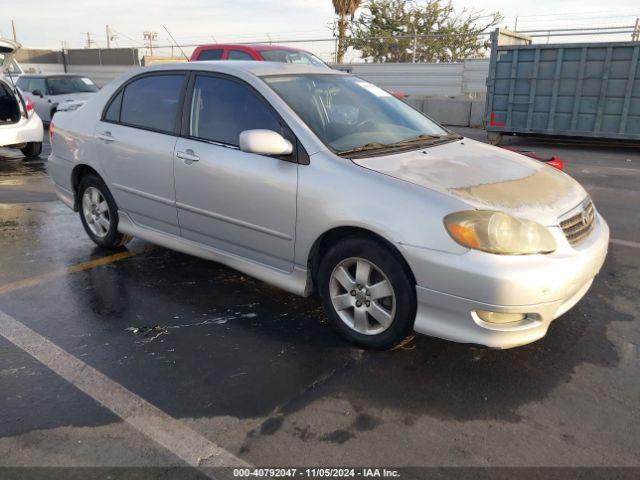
top-left (25, 97), bottom-right (34, 116)
top-left (49, 122), bottom-right (55, 143)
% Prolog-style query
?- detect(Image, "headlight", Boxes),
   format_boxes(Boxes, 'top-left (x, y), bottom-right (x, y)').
top-left (444, 211), bottom-right (556, 254)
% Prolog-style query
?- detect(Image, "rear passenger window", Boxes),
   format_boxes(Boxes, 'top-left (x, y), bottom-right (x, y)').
top-left (104, 90), bottom-right (122, 122)
top-left (227, 50), bottom-right (253, 61)
top-left (189, 75), bottom-right (281, 146)
top-left (120, 74), bottom-right (185, 133)
top-left (197, 49), bottom-right (223, 60)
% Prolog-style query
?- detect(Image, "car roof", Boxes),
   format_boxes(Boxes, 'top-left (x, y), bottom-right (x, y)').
top-left (141, 60), bottom-right (345, 77)
top-left (195, 43), bottom-right (309, 53)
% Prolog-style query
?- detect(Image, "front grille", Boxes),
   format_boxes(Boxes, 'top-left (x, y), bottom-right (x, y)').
top-left (560, 200), bottom-right (595, 246)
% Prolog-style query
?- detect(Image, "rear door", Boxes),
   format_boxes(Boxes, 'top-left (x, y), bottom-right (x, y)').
top-left (173, 73), bottom-right (298, 271)
top-left (94, 72), bottom-right (186, 235)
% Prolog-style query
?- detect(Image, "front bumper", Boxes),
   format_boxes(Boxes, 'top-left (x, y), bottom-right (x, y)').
top-left (0, 114), bottom-right (44, 147)
top-left (400, 212), bottom-right (609, 349)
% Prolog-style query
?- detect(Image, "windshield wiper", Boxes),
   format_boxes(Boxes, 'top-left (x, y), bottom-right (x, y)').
top-left (391, 134), bottom-right (442, 145)
top-left (337, 133), bottom-right (462, 157)
top-left (390, 133), bottom-right (462, 147)
top-left (337, 142), bottom-right (394, 156)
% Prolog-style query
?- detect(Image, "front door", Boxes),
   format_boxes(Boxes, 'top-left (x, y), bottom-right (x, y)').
top-left (173, 74), bottom-right (298, 271)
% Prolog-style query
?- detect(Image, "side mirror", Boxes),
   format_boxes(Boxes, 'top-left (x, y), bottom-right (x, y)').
top-left (239, 129), bottom-right (293, 156)
top-left (32, 89), bottom-right (43, 97)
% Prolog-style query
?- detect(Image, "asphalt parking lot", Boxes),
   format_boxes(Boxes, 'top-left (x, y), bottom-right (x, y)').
top-left (0, 128), bottom-right (639, 476)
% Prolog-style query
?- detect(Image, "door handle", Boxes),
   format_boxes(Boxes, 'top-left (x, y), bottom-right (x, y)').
top-left (176, 149), bottom-right (200, 164)
top-left (97, 131), bottom-right (115, 142)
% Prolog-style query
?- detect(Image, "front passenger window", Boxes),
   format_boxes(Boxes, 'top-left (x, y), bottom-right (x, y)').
top-left (16, 77), bottom-right (29, 91)
top-left (189, 75), bottom-right (281, 146)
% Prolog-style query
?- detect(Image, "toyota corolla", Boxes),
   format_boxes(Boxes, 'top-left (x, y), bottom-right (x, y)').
top-left (47, 62), bottom-right (609, 349)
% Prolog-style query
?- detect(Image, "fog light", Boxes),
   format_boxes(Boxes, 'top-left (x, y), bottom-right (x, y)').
top-left (476, 310), bottom-right (526, 324)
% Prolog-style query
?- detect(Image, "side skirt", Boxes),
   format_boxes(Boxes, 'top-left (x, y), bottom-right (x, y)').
top-left (117, 211), bottom-right (311, 297)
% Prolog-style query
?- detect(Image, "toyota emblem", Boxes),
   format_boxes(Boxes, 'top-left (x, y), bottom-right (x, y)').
top-left (581, 210), bottom-right (590, 226)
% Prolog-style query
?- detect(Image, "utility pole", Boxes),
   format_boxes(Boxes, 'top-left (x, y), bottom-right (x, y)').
top-left (143, 31), bottom-right (158, 56)
top-left (632, 18), bottom-right (640, 42)
top-left (82, 32), bottom-right (96, 49)
top-left (106, 26), bottom-right (118, 48)
top-left (11, 20), bottom-right (17, 41)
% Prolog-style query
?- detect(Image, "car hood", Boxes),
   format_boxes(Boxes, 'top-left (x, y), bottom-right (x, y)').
top-left (0, 38), bottom-right (20, 77)
top-left (352, 137), bottom-right (588, 226)
top-left (50, 92), bottom-right (96, 103)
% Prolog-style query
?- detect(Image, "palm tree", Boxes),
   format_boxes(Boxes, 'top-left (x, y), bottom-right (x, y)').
top-left (332, 0), bottom-right (362, 63)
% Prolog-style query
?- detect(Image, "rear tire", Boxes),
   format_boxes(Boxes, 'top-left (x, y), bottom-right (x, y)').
top-left (317, 236), bottom-right (416, 349)
top-left (20, 142), bottom-right (42, 158)
top-left (78, 175), bottom-right (132, 249)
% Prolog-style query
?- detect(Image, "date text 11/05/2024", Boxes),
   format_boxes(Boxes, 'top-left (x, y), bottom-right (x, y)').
top-left (232, 468), bottom-right (401, 478)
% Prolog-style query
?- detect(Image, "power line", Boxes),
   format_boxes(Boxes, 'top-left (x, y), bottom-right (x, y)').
top-left (499, 8), bottom-right (640, 19)
top-left (110, 28), bottom-right (143, 46)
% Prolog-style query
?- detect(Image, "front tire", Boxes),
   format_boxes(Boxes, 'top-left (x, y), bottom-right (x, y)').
top-left (20, 142), bottom-right (42, 158)
top-left (317, 236), bottom-right (416, 349)
top-left (78, 175), bottom-right (132, 249)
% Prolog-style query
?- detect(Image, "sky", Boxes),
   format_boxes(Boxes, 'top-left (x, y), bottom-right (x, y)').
top-left (2, 0), bottom-right (639, 60)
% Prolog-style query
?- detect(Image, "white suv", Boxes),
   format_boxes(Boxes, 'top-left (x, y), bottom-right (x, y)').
top-left (0, 38), bottom-right (43, 158)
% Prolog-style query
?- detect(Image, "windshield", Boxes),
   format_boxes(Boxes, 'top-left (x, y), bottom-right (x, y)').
top-left (259, 50), bottom-right (326, 67)
top-left (263, 74), bottom-right (451, 155)
top-left (47, 76), bottom-right (98, 95)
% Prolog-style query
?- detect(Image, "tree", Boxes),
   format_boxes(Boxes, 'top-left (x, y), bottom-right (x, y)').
top-left (350, 0), bottom-right (501, 63)
top-left (332, 0), bottom-right (363, 63)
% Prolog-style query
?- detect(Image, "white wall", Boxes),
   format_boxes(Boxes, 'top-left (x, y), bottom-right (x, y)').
top-left (21, 59), bottom-right (491, 95)
top-left (18, 63), bottom-right (139, 87)
top-left (19, 63), bottom-right (66, 75)
top-left (334, 59), bottom-right (489, 97)
top-left (65, 64), bottom-right (140, 87)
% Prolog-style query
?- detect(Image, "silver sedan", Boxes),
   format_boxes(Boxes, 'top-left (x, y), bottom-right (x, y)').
top-left (47, 61), bottom-right (609, 349)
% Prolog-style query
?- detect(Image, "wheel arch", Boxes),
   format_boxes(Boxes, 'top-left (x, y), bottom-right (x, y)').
top-left (70, 164), bottom-right (103, 210)
top-left (307, 226), bottom-right (417, 291)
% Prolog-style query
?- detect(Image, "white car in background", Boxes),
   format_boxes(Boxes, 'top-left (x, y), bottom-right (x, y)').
top-left (0, 38), bottom-right (43, 158)
top-left (16, 74), bottom-right (99, 123)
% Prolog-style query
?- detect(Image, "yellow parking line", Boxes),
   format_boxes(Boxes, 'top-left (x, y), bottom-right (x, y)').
top-left (0, 245), bottom-right (153, 296)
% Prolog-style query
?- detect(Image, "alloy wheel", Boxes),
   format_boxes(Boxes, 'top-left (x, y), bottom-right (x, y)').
top-left (82, 187), bottom-right (111, 238)
top-left (329, 257), bottom-right (396, 335)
